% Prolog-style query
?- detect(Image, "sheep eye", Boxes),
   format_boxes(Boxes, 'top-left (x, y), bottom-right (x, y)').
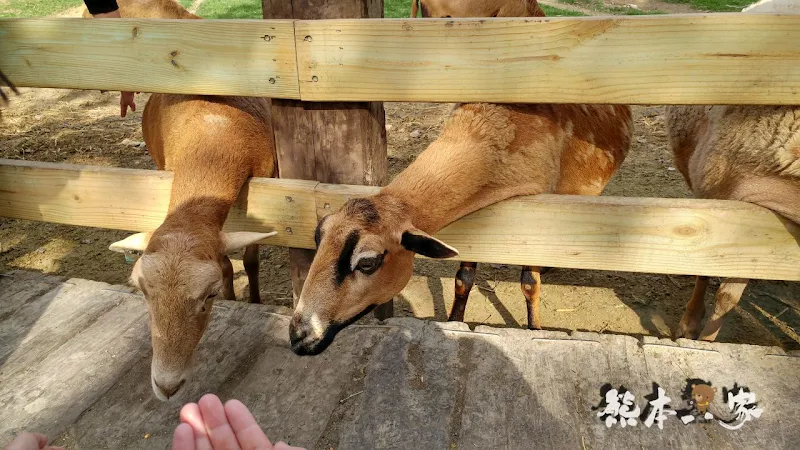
top-left (356, 254), bottom-right (384, 275)
top-left (199, 294), bottom-right (216, 313)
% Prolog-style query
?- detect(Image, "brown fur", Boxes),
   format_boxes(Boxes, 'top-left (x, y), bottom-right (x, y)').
top-left (103, 0), bottom-right (276, 400)
top-left (81, 0), bottom-right (199, 18)
top-left (291, 102), bottom-right (632, 355)
top-left (667, 105), bottom-right (800, 341)
top-left (289, 1), bottom-right (633, 355)
top-left (415, 0), bottom-right (627, 331)
top-left (412, 0), bottom-right (545, 18)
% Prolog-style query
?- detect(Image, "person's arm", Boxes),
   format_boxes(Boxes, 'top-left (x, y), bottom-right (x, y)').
top-left (83, 1), bottom-right (137, 117)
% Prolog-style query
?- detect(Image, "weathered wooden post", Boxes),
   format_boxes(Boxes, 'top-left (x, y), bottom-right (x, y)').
top-left (262, 0), bottom-right (393, 320)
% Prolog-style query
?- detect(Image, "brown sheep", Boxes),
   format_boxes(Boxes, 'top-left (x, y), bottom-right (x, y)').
top-left (94, 0), bottom-right (277, 400)
top-left (289, 102), bottom-right (632, 355)
top-left (666, 104), bottom-right (800, 341)
top-left (407, 0), bottom-right (633, 331)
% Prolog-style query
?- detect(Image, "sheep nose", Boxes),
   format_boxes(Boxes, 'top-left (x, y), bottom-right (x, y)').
top-left (153, 377), bottom-right (185, 401)
top-left (289, 315), bottom-right (310, 353)
top-left (290, 313), bottom-right (330, 356)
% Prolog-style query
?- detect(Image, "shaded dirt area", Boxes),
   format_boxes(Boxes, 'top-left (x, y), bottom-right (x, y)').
top-left (1, 86), bottom-right (798, 351)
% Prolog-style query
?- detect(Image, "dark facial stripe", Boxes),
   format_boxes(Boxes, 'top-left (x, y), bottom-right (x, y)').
top-left (314, 215), bottom-right (329, 247)
top-left (335, 230), bottom-right (360, 285)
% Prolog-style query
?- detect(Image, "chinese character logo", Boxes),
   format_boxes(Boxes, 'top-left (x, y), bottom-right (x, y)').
top-left (594, 379), bottom-right (763, 431)
top-left (642, 384), bottom-right (677, 430)
top-left (595, 385), bottom-right (640, 428)
top-left (718, 385), bottom-right (763, 430)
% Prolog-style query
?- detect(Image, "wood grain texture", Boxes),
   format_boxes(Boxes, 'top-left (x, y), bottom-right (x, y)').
top-left (295, 14), bottom-right (800, 104)
top-left (3, 274), bottom-right (798, 448)
top-left (0, 159), bottom-right (318, 249)
top-left (430, 194), bottom-right (800, 280)
top-left (0, 284), bottom-right (149, 439)
top-left (0, 279), bottom-right (124, 380)
top-left (264, 0), bottom-right (388, 310)
top-left (0, 270), bottom-right (61, 323)
top-left (3, 15), bottom-right (800, 103)
top-left (56, 301), bottom-right (290, 447)
top-left (0, 18), bottom-right (299, 98)
top-left (2, 160), bottom-right (799, 280)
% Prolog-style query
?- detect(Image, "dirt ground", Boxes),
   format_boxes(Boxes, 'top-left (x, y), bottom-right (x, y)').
top-left (2, 85), bottom-right (798, 351)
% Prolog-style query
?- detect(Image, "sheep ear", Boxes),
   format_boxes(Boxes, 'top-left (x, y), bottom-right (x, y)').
top-left (109, 232), bottom-right (152, 253)
top-left (222, 231), bottom-right (277, 253)
top-left (400, 228), bottom-right (459, 259)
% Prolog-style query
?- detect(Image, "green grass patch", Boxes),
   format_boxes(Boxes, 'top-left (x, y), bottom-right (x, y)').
top-left (661, 0), bottom-right (753, 12)
top-left (0, 0), bottom-right (81, 18)
top-left (606, 6), bottom-right (665, 14)
top-left (541, 5), bottom-right (586, 16)
top-left (557, 0), bottom-right (664, 14)
top-left (179, 0), bottom-right (194, 9)
top-left (196, 0), bottom-right (261, 19)
top-left (385, 0), bottom-right (409, 18)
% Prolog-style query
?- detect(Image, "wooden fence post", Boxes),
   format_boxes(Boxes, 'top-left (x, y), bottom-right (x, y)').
top-left (262, 0), bottom-right (393, 320)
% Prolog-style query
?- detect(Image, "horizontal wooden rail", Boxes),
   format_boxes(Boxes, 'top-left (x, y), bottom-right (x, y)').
top-left (1, 14), bottom-right (800, 104)
top-left (2, 160), bottom-right (799, 281)
top-left (0, 19), bottom-right (300, 98)
top-left (296, 14), bottom-right (800, 104)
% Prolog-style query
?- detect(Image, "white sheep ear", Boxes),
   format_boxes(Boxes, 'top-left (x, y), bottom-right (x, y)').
top-left (109, 232), bottom-right (152, 253)
top-left (222, 231), bottom-right (277, 253)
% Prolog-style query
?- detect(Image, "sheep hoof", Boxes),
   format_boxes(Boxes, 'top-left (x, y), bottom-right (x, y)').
top-left (672, 319), bottom-right (701, 340)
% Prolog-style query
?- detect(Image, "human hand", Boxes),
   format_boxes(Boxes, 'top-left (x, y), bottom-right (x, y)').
top-left (3, 432), bottom-right (64, 450)
top-left (120, 91), bottom-right (138, 118)
top-left (173, 394), bottom-right (305, 450)
top-left (89, 9), bottom-right (136, 117)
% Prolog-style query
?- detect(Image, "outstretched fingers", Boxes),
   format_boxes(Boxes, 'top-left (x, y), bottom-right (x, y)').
top-left (223, 399), bottom-right (273, 449)
top-left (180, 401), bottom-right (213, 450)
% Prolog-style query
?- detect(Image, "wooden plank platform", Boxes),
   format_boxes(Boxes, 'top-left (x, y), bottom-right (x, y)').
top-left (2, 160), bottom-right (800, 281)
top-left (1, 271), bottom-right (799, 449)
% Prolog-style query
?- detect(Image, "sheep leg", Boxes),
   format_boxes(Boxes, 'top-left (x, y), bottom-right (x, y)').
top-left (698, 278), bottom-right (749, 342)
top-left (243, 244), bottom-right (261, 304)
top-left (449, 262), bottom-right (477, 322)
top-left (521, 265), bottom-right (542, 330)
top-left (673, 276), bottom-right (709, 339)
top-left (221, 255), bottom-right (236, 300)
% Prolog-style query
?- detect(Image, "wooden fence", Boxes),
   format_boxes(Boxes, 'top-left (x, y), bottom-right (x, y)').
top-left (1, 160), bottom-right (798, 281)
top-left (1, 14), bottom-right (799, 282)
top-left (2, 14), bottom-right (800, 103)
